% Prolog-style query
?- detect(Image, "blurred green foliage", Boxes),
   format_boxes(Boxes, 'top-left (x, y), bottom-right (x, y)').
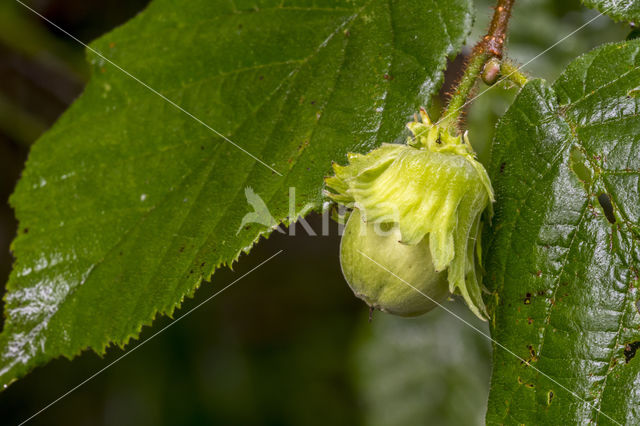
top-left (353, 303), bottom-right (491, 426)
top-left (0, 0), bottom-right (632, 425)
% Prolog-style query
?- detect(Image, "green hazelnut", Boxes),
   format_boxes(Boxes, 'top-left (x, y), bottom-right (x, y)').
top-left (340, 209), bottom-right (449, 316)
top-left (325, 109), bottom-right (494, 319)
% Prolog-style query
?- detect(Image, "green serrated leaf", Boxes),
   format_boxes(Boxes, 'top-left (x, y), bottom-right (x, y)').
top-left (581, 0), bottom-right (640, 22)
top-left (0, 0), bottom-right (473, 388)
top-left (486, 40), bottom-right (640, 425)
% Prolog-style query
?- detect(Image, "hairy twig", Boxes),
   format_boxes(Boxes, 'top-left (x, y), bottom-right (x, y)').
top-left (441, 0), bottom-right (515, 132)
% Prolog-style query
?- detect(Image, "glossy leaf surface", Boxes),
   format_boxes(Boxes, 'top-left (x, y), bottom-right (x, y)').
top-left (581, 0), bottom-right (640, 22)
top-left (0, 0), bottom-right (473, 387)
top-left (486, 40), bottom-right (640, 424)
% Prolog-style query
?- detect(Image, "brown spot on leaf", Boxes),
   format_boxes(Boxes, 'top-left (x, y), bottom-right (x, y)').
top-left (624, 341), bottom-right (640, 363)
top-left (597, 193), bottom-right (616, 224)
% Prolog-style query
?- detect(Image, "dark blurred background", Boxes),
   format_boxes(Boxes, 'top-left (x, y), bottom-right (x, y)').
top-left (0, 1), bottom-right (630, 425)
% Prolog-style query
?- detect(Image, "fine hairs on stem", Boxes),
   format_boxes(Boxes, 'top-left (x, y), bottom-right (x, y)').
top-left (441, 0), bottom-right (516, 132)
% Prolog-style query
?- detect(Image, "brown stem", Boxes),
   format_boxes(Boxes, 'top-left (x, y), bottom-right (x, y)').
top-left (481, 0), bottom-right (515, 59)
